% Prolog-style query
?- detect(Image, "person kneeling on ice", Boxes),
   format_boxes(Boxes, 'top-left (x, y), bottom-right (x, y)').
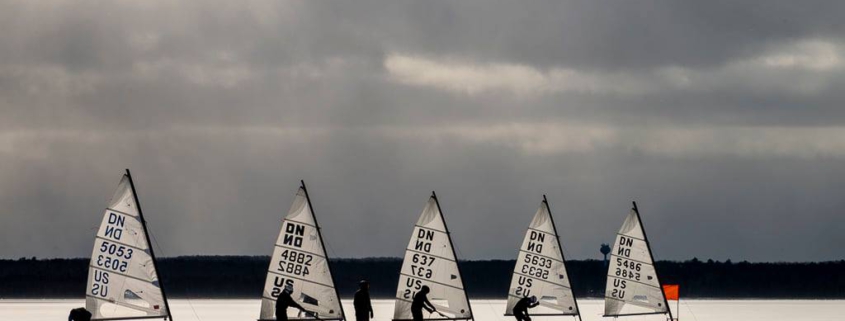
top-left (276, 284), bottom-right (312, 321)
top-left (68, 307), bottom-right (91, 321)
top-left (411, 285), bottom-right (445, 321)
top-left (512, 296), bottom-right (540, 321)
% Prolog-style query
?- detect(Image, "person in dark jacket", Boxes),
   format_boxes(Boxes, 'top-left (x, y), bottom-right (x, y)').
top-left (68, 307), bottom-right (92, 321)
top-left (512, 296), bottom-right (539, 321)
top-left (411, 285), bottom-right (438, 321)
top-left (276, 284), bottom-right (309, 321)
top-left (353, 280), bottom-right (373, 321)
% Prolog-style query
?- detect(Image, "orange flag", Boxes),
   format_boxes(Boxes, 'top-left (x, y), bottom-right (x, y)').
top-left (662, 284), bottom-right (680, 300)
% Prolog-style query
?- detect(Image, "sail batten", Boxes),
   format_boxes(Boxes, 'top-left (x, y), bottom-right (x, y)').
top-left (259, 183), bottom-right (344, 321)
top-left (505, 199), bottom-right (580, 318)
top-left (85, 172), bottom-right (171, 321)
top-left (393, 194), bottom-right (473, 321)
top-left (603, 203), bottom-right (671, 319)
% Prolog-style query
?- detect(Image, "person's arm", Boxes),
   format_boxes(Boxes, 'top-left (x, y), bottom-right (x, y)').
top-left (529, 301), bottom-right (540, 308)
top-left (423, 298), bottom-right (436, 313)
top-left (68, 312), bottom-right (73, 321)
top-left (367, 293), bottom-right (374, 317)
top-left (290, 299), bottom-right (306, 312)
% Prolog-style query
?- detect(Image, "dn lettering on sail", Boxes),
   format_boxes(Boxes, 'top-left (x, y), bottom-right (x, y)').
top-left (414, 228), bottom-right (434, 253)
top-left (282, 222), bottom-right (305, 248)
top-left (616, 236), bottom-right (634, 258)
top-left (526, 231), bottom-right (544, 254)
top-left (104, 212), bottom-right (125, 240)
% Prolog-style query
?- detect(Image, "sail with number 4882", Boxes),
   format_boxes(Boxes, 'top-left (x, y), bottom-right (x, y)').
top-left (258, 181), bottom-right (345, 321)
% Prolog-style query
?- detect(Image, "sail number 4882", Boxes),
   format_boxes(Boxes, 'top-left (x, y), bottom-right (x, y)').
top-left (278, 249), bottom-right (312, 276)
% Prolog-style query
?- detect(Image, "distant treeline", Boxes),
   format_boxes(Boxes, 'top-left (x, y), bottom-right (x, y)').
top-left (1, 256), bottom-right (843, 299)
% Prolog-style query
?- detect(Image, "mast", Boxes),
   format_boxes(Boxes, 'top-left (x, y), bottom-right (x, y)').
top-left (300, 180), bottom-right (346, 321)
top-left (544, 195), bottom-right (582, 321)
top-left (631, 201), bottom-right (672, 321)
top-left (125, 169), bottom-right (173, 321)
top-left (431, 191), bottom-right (474, 321)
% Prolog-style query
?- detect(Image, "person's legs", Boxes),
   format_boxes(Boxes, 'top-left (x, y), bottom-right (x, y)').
top-left (356, 312), bottom-right (368, 321)
top-left (412, 310), bottom-right (423, 321)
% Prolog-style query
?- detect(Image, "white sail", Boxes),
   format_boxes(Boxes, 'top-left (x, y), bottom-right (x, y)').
top-left (393, 194), bottom-right (472, 321)
top-left (85, 173), bottom-right (170, 320)
top-left (604, 205), bottom-right (670, 317)
top-left (259, 184), bottom-right (344, 321)
top-left (505, 199), bottom-right (579, 317)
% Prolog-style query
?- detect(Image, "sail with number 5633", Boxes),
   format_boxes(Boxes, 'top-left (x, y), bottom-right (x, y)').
top-left (505, 196), bottom-right (581, 320)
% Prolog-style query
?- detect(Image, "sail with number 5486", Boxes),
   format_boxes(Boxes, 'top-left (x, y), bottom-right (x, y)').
top-left (604, 202), bottom-right (672, 320)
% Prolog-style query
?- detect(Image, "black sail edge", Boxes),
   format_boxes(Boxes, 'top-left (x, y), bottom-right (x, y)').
top-left (299, 180), bottom-right (347, 321)
top-left (543, 195), bottom-right (582, 321)
top-left (631, 202), bottom-right (673, 321)
top-left (124, 169), bottom-right (173, 321)
top-left (431, 192), bottom-right (475, 321)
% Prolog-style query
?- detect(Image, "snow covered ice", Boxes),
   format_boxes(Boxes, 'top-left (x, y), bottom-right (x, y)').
top-left (2, 299), bottom-right (843, 321)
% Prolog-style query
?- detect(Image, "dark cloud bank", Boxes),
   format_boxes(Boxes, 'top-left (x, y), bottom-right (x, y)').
top-left (1, 1), bottom-right (844, 262)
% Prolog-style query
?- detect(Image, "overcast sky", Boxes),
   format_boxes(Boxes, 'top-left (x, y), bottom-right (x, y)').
top-left (1, 0), bottom-right (844, 262)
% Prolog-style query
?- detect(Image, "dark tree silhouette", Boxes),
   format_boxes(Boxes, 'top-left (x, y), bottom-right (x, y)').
top-left (0, 257), bottom-right (843, 299)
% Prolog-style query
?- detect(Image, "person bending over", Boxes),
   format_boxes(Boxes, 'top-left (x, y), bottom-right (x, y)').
top-left (68, 307), bottom-right (91, 321)
top-left (411, 285), bottom-right (439, 321)
top-left (276, 284), bottom-right (310, 321)
top-left (512, 296), bottom-right (539, 321)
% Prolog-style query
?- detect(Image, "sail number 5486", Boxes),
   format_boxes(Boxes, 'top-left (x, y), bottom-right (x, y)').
top-left (277, 249), bottom-right (312, 277)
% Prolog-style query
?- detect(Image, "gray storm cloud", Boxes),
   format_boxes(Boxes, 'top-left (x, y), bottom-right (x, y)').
top-left (1, 0), bottom-right (844, 262)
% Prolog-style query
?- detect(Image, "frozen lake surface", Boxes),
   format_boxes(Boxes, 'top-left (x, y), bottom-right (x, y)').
top-left (2, 299), bottom-right (843, 321)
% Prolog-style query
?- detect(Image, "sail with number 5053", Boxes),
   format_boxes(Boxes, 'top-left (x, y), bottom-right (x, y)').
top-left (603, 202), bottom-right (672, 320)
top-left (85, 170), bottom-right (173, 321)
top-left (505, 196), bottom-right (581, 320)
top-left (393, 192), bottom-right (473, 321)
top-left (258, 181), bottom-right (345, 321)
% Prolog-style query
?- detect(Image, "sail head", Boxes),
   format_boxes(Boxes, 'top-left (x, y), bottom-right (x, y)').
top-left (505, 201), bottom-right (578, 316)
top-left (393, 195), bottom-right (472, 321)
top-left (259, 187), bottom-right (344, 320)
top-left (85, 175), bottom-right (168, 320)
top-left (603, 209), bottom-right (668, 316)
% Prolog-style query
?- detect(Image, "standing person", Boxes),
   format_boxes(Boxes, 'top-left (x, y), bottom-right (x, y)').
top-left (353, 280), bottom-right (373, 321)
top-left (276, 284), bottom-right (309, 321)
top-left (512, 296), bottom-right (539, 321)
top-left (68, 307), bottom-right (91, 321)
top-left (411, 285), bottom-right (438, 321)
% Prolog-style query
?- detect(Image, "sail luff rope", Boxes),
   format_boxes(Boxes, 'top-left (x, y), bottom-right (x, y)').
top-left (147, 227), bottom-right (202, 321)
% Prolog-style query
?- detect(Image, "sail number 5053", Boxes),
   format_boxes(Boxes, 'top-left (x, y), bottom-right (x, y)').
top-left (277, 249), bottom-right (312, 276)
top-left (98, 241), bottom-right (133, 260)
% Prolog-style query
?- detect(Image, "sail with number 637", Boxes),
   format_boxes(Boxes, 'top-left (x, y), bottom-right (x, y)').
top-left (393, 192), bottom-right (473, 321)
